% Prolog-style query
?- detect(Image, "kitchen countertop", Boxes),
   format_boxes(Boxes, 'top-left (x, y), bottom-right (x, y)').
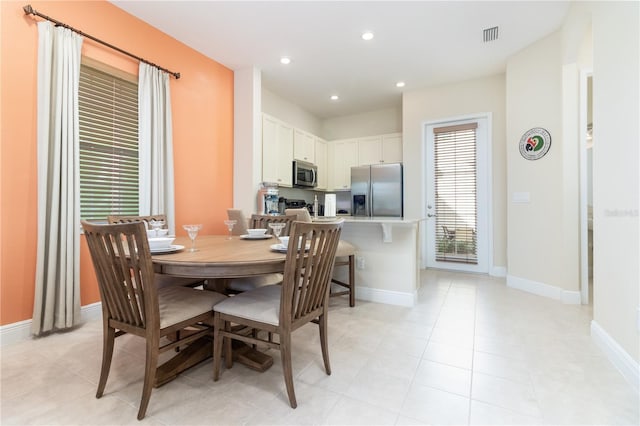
top-left (315, 216), bottom-right (420, 225)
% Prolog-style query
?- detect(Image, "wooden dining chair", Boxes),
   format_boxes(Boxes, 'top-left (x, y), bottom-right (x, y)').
top-left (224, 214), bottom-right (297, 294)
top-left (107, 214), bottom-right (205, 289)
top-left (213, 221), bottom-right (343, 408)
top-left (249, 214), bottom-right (296, 236)
top-left (283, 207), bottom-right (312, 223)
top-left (285, 208), bottom-right (356, 307)
top-left (107, 214), bottom-right (168, 227)
top-left (227, 209), bottom-right (249, 236)
top-left (82, 221), bottom-right (227, 420)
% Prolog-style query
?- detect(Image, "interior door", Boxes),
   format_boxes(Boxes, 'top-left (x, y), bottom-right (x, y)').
top-left (424, 117), bottom-right (489, 273)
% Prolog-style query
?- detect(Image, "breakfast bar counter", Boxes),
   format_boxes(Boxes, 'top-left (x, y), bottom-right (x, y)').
top-left (327, 217), bottom-right (421, 307)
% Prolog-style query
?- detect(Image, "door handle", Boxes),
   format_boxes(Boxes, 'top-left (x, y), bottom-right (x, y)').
top-left (427, 213), bottom-right (437, 217)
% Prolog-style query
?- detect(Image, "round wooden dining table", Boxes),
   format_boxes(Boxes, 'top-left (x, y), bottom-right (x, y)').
top-left (152, 234), bottom-right (286, 280)
top-left (150, 234), bottom-right (285, 378)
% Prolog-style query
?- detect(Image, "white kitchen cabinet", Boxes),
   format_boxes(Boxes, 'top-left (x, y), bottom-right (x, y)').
top-left (357, 136), bottom-right (383, 166)
top-left (262, 114), bottom-right (293, 186)
top-left (330, 139), bottom-right (358, 190)
top-left (293, 129), bottom-right (315, 163)
top-left (382, 133), bottom-right (403, 163)
top-left (315, 138), bottom-right (328, 190)
top-left (357, 133), bottom-right (403, 165)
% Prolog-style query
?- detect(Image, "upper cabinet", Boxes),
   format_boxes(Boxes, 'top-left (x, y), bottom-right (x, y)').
top-left (262, 112), bottom-right (401, 192)
top-left (330, 139), bottom-right (359, 190)
top-left (357, 136), bottom-right (383, 166)
top-left (382, 133), bottom-right (403, 163)
top-left (262, 114), bottom-right (293, 186)
top-left (357, 133), bottom-right (403, 165)
top-left (293, 129), bottom-right (315, 163)
top-left (315, 138), bottom-right (328, 190)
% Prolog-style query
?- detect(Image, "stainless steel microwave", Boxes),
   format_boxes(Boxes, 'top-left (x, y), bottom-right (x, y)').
top-left (292, 160), bottom-right (317, 188)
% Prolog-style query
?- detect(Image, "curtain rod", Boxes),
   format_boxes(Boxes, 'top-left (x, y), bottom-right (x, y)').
top-left (23, 4), bottom-right (181, 79)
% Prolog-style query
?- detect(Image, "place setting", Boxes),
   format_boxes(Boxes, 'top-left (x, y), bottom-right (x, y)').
top-left (270, 235), bottom-right (311, 253)
top-left (146, 219), bottom-right (185, 254)
top-left (239, 228), bottom-right (272, 240)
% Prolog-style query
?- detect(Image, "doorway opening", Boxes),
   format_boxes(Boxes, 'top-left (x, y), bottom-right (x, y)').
top-left (580, 71), bottom-right (593, 305)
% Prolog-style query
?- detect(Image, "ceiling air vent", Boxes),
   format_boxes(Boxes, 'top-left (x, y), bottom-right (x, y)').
top-left (483, 26), bottom-right (499, 43)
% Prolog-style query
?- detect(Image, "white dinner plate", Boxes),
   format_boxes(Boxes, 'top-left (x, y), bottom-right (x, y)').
top-left (240, 234), bottom-right (272, 240)
top-left (269, 243), bottom-right (310, 253)
top-left (150, 244), bottom-right (184, 254)
top-left (270, 243), bottom-right (288, 253)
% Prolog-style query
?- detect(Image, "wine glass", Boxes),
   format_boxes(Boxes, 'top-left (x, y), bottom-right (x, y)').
top-left (223, 220), bottom-right (237, 240)
top-left (182, 224), bottom-right (202, 252)
top-left (148, 219), bottom-right (164, 237)
top-left (268, 223), bottom-right (286, 241)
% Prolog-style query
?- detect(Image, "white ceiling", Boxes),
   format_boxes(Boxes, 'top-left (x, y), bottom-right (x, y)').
top-left (110, 1), bottom-right (571, 119)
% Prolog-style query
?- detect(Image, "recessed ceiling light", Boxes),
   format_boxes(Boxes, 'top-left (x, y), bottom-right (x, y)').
top-left (330, 95), bottom-right (339, 101)
top-left (396, 81), bottom-right (406, 88)
top-left (361, 31), bottom-right (374, 41)
top-left (280, 57), bottom-right (291, 65)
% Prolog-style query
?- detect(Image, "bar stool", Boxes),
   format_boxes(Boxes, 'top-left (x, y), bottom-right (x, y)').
top-left (285, 208), bottom-right (356, 307)
top-left (331, 240), bottom-right (356, 307)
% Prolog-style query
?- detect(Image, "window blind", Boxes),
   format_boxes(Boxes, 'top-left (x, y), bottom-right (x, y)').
top-left (79, 64), bottom-right (139, 221)
top-left (433, 122), bottom-right (478, 264)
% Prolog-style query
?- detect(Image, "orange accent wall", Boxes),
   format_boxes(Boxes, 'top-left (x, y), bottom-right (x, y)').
top-left (0, 1), bottom-right (234, 326)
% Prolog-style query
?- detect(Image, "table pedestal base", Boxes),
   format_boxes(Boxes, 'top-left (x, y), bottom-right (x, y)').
top-left (233, 342), bottom-right (274, 371)
top-left (156, 337), bottom-right (211, 387)
top-left (154, 337), bottom-right (273, 387)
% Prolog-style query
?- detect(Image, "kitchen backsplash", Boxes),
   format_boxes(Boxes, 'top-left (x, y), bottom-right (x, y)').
top-left (278, 187), bottom-right (351, 215)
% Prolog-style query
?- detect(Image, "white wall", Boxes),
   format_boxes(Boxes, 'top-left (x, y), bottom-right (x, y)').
top-left (505, 32), bottom-right (577, 297)
top-left (502, 0), bottom-right (639, 370)
top-left (261, 90), bottom-right (401, 143)
top-left (322, 106), bottom-right (402, 140)
top-left (233, 67), bottom-right (263, 213)
top-left (590, 1), bottom-right (639, 364)
top-left (262, 88), bottom-right (323, 137)
top-left (402, 74), bottom-right (507, 270)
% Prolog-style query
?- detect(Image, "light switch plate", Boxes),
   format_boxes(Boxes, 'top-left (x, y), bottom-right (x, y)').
top-left (513, 192), bottom-right (530, 203)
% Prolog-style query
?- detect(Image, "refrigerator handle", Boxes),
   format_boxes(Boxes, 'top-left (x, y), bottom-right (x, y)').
top-left (369, 181), bottom-right (373, 217)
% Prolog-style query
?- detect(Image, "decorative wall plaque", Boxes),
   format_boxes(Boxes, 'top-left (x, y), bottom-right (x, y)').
top-left (519, 127), bottom-right (551, 160)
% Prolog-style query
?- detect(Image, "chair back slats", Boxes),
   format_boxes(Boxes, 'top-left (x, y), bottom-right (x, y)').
top-left (281, 221), bottom-right (342, 324)
top-left (250, 214), bottom-right (297, 236)
top-left (82, 221), bottom-right (158, 331)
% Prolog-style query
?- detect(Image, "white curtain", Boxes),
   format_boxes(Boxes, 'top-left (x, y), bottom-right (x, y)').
top-left (32, 21), bottom-right (83, 335)
top-left (138, 63), bottom-right (176, 234)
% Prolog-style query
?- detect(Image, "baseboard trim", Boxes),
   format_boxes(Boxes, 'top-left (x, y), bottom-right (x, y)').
top-left (506, 275), bottom-right (581, 304)
top-left (591, 320), bottom-right (640, 393)
top-left (356, 286), bottom-right (416, 307)
top-left (490, 266), bottom-right (507, 277)
top-left (0, 302), bottom-right (102, 347)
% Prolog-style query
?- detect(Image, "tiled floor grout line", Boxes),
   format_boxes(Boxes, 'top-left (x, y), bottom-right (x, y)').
top-left (393, 276), bottom-right (452, 425)
top-left (467, 280), bottom-right (479, 425)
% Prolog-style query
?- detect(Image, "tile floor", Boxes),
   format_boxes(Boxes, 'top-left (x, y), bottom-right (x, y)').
top-left (1, 270), bottom-right (638, 425)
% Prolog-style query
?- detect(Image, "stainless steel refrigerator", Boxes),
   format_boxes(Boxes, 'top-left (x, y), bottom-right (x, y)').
top-left (351, 163), bottom-right (403, 217)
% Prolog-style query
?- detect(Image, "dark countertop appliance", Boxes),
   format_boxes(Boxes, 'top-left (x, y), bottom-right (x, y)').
top-left (283, 198), bottom-right (323, 216)
top-left (351, 163), bottom-right (403, 217)
top-left (284, 199), bottom-right (307, 209)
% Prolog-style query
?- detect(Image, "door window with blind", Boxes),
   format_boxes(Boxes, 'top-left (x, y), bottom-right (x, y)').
top-left (424, 117), bottom-right (489, 273)
top-left (434, 123), bottom-right (478, 264)
top-left (79, 62), bottom-right (139, 221)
